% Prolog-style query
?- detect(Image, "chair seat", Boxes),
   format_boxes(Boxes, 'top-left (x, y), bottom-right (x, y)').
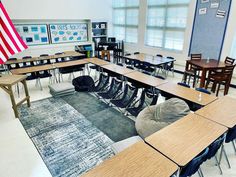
top-left (26, 74), bottom-right (38, 80)
top-left (38, 72), bottom-right (52, 78)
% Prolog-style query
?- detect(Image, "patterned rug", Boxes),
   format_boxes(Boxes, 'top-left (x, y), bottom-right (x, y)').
top-left (19, 98), bottom-right (114, 177)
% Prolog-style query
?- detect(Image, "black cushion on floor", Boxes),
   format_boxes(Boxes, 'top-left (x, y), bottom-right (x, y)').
top-left (72, 76), bottom-right (95, 92)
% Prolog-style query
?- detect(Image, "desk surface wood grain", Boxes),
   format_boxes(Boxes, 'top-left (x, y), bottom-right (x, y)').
top-left (145, 113), bottom-right (227, 167)
top-left (157, 82), bottom-right (217, 106)
top-left (125, 71), bottom-right (168, 87)
top-left (81, 142), bottom-right (178, 177)
top-left (101, 64), bottom-right (136, 75)
top-left (195, 96), bottom-right (236, 128)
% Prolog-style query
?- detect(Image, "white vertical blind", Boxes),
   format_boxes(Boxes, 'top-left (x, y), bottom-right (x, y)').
top-left (145, 0), bottom-right (190, 51)
top-left (112, 0), bottom-right (139, 43)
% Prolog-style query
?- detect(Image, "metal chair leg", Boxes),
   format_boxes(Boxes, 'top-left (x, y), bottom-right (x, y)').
top-left (232, 141), bottom-right (236, 155)
top-left (219, 144), bottom-right (231, 168)
top-left (199, 167), bottom-right (204, 177)
top-left (214, 155), bottom-right (223, 175)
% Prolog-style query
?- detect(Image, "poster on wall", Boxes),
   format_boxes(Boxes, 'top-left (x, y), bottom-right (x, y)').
top-left (49, 23), bottom-right (88, 44)
top-left (15, 24), bottom-right (49, 46)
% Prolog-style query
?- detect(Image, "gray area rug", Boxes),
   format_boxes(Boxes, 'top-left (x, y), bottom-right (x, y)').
top-left (61, 92), bottom-right (138, 142)
top-left (19, 98), bottom-right (114, 177)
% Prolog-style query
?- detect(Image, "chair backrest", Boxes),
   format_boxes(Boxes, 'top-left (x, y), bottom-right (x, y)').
top-left (166, 56), bottom-right (175, 67)
top-left (195, 88), bottom-right (211, 95)
top-left (178, 82), bottom-right (190, 88)
top-left (125, 53), bottom-right (131, 56)
top-left (225, 57), bottom-right (235, 65)
top-left (224, 64), bottom-right (236, 76)
top-left (225, 125), bottom-right (236, 143)
top-left (145, 89), bottom-right (159, 106)
top-left (180, 148), bottom-right (209, 177)
top-left (108, 78), bottom-right (123, 96)
top-left (207, 134), bottom-right (226, 160)
top-left (22, 56), bottom-right (33, 66)
top-left (156, 54), bottom-right (163, 57)
top-left (55, 52), bottom-right (65, 62)
top-left (108, 37), bottom-right (116, 42)
top-left (134, 52), bottom-right (140, 55)
top-left (120, 84), bottom-right (138, 107)
top-left (39, 54), bottom-right (50, 64)
top-left (191, 53), bottom-right (202, 60)
top-left (8, 58), bottom-right (19, 70)
top-left (96, 73), bottom-right (110, 90)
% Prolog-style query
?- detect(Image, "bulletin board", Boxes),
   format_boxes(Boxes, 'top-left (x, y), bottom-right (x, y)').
top-left (49, 23), bottom-right (88, 44)
top-left (15, 24), bottom-right (49, 46)
top-left (189, 0), bottom-right (232, 60)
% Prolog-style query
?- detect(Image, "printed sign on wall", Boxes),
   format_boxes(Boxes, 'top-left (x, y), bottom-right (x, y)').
top-left (49, 23), bottom-right (88, 44)
top-left (15, 24), bottom-right (49, 46)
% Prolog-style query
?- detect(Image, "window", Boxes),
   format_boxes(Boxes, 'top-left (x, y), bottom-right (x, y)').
top-left (112, 0), bottom-right (139, 43)
top-left (231, 34), bottom-right (236, 58)
top-left (145, 0), bottom-right (190, 51)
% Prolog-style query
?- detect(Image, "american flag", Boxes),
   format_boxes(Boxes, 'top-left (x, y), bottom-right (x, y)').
top-left (0, 1), bottom-right (27, 64)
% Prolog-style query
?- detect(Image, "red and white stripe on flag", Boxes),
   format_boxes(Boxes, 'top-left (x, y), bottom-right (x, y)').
top-left (0, 2), bottom-right (27, 64)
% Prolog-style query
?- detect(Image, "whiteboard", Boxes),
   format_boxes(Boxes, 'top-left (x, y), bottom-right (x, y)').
top-left (15, 24), bottom-right (49, 46)
top-left (49, 23), bottom-right (88, 44)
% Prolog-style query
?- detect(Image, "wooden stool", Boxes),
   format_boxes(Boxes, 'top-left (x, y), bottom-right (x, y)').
top-left (101, 50), bottom-right (111, 61)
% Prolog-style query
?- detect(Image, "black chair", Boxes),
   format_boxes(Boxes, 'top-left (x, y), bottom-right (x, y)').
top-left (126, 88), bottom-right (159, 117)
top-left (219, 125), bottom-right (236, 169)
top-left (55, 52), bottom-right (65, 63)
top-left (156, 54), bottom-right (163, 58)
top-left (22, 56), bottom-right (33, 68)
top-left (37, 54), bottom-right (52, 80)
top-left (140, 61), bottom-right (155, 75)
top-left (7, 58), bottom-right (20, 70)
top-left (179, 148), bottom-right (209, 177)
top-left (91, 73), bottom-right (110, 92)
top-left (202, 134), bottom-right (226, 175)
top-left (110, 84), bottom-right (138, 110)
top-left (177, 82), bottom-right (190, 88)
top-left (164, 56), bottom-right (175, 77)
top-left (98, 78), bottom-right (123, 100)
top-left (134, 52), bottom-right (140, 55)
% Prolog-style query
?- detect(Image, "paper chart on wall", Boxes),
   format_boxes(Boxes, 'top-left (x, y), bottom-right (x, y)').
top-left (49, 23), bottom-right (88, 44)
top-left (15, 24), bottom-right (49, 46)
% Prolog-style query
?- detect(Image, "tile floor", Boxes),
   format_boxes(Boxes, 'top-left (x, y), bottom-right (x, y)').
top-left (0, 67), bottom-right (236, 177)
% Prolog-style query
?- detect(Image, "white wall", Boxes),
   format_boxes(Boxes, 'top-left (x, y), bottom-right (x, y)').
top-left (2, 0), bottom-right (113, 57)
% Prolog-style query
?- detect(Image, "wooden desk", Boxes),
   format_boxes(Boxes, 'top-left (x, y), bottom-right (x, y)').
top-left (125, 71), bottom-right (168, 87)
top-left (0, 75), bottom-right (30, 118)
top-left (101, 64), bottom-right (135, 75)
top-left (157, 82), bottom-right (217, 106)
top-left (145, 113), bottom-right (227, 167)
top-left (195, 96), bottom-right (236, 128)
top-left (10, 59), bottom-right (89, 75)
top-left (5, 51), bottom-right (85, 65)
top-left (81, 142), bottom-right (178, 177)
top-left (124, 53), bottom-right (174, 66)
top-left (186, 59), bottom-right (228, 88)
top-left (86, 58), bottom-right (111, 66)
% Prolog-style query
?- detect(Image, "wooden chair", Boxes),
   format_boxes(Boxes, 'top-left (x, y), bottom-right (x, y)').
top-left (182, 53), bottom-right (202, 87)
top-left (224, 56), bottom-right (235, 65)
top-left (205, 65), bottom-right (235, 96)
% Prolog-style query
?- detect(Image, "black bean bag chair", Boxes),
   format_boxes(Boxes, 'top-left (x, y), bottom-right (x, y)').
top-left (72, 75), bottom-right (95, 92)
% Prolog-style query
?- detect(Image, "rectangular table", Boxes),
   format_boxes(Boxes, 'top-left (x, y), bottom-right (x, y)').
top-left (145, 113), bottom-right (227, 167)
top-left (0, 75), bottom-right (30, 118)
top-left (195, 96), bottom-right (236, 128)
top-left (5, 51), bottom-right (85, 65)
top-left (124, 53), bottom-right (175, 66)
top-left (125, 71), bottom-right (168, 87)
top-left (10, 59), bottom-right (89, 75)
top-left (81, 142), bottom-right (178, 177)
top-left (101, 64), bottom-right (135, 75)
top-left (186, 59), bottom-right (228, 88)
top-left (86, 58), bottom-right (111, 66)
top-left (157, 82), bottom-right (217, 106)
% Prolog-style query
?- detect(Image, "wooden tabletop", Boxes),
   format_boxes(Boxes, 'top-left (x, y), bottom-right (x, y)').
top-left (86, 58), bottom-right (111, 66)
top-left (10, 59), bottom-right (88, 75)
top-left (157, 82), bottom-right (217, 106)
top-left (145, 113), bottom-right (227, 167)
top-left (5, 51), bottom-right (85, 65)
top-left (81, 142), bottom-right (178, 177)
top-left (195, 96), bottom-right (236, 128)
top-left (124, 53), bottom-right (174, 66)
top-left (125, 71), bottom-right (168, 87)
top-left (0, 75), bottom-right (27, 86)
top-left (187, 59), bottom-right (227, 69)
top-left (101, 64), bottom-right (135, 75)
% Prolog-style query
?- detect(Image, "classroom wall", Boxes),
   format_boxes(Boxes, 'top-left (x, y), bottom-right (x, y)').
top-left (2, 0), bottom-right (113, 57)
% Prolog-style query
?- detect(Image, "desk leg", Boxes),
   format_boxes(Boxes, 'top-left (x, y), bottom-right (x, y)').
top-left (8, 85), bottom-right (19, 118)
top-left (22, 80), bottom-right (31, 107)
top-left (200, 69), bottom-right (207, 88)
